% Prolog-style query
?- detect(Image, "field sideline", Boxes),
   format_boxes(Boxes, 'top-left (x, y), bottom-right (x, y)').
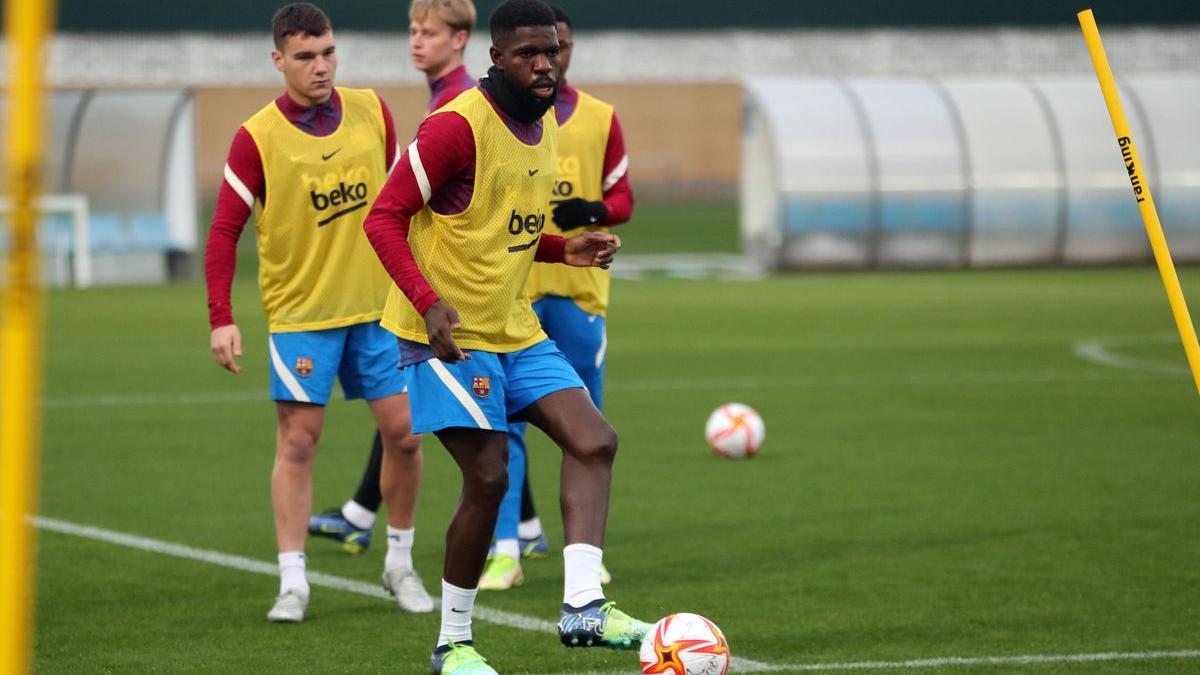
top-left (33, 267), bottom-right (1200, 673)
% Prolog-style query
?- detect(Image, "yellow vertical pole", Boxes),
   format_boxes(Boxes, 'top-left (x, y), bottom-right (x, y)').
top-left (1078, 9), bottom-right (1200, 397)
top-left (1, 0), bottom-right (53, 673)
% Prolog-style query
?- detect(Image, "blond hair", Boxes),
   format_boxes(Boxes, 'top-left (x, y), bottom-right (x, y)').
top-left (409, 0), bottom-right (476, 34)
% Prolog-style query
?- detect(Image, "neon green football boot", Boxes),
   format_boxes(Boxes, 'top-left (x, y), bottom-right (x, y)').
top-left (431, 641), bottom-right (497, 674)
top-left (558, 599), bottom-right (652, 650)
top-left (479, 554), bottom-right (524, 591)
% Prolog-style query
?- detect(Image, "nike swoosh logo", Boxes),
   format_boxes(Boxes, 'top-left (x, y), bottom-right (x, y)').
top-left (450, 607), bottom-right (469, 613)
top-left (528, 169), bottom-right (539, 176)
top-left (507, 237), bottom-right (539, 253)
top-left (322, 148), bottom-right (342, 161)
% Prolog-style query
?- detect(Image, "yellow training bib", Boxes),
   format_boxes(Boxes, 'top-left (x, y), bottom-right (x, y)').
top-left (381, 88), bottom-right (558, 352)
top-left (243, 87), bottom-right (391, 332)
top-left (525, 88), bottom-right (615, 316)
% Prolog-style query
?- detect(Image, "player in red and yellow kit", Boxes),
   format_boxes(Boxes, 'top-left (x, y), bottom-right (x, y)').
top-left (480, 3), bottom-right (633, 592)
top-left (309, 0), bottom-right (481, 555)
top-left (364, 2), bottom-right (651, 671)
top-left (204, 3), bottom-right (432, 623)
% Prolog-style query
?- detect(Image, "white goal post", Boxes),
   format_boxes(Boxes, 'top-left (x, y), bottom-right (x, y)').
top-left (0, 193), bottom-right (92, 288)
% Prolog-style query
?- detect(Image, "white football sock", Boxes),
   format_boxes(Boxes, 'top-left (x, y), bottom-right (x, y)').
top-left (341, 499), bottom-right (376, 530)
top-left (494, 538), bottom-right (520, 560)
top-left (437, 579), bottom-right (477, 647)
top-left (278, 551), bottom-right (309, 596)
top-left (562, 543), bottom-right (604, 607)
top-left (385, 526), bottom-right (414, 570)
top-left (518, 517), bottom-right (543, 540)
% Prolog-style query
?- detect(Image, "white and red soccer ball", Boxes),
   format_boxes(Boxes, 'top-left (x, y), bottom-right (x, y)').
top-left (704, 403), bottom-right (764, 459)
top-left (639, 613), bottom-right (730, 675)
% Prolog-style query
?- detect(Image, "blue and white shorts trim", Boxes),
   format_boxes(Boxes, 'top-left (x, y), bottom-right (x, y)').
top-left (405, 338), bottom-right (584, 434)
top-left (268, 321), bottom-right (408, 405)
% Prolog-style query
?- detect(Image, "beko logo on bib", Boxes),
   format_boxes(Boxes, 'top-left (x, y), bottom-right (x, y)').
top-left (507, 209), bottom-right (546, 236)
top-left (303, 166), bottom-right (371, 221)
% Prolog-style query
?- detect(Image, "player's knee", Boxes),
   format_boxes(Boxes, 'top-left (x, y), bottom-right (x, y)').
top-left (278, 428), bottom-right (319, 464)
top-left (397, 431), bottom-right (422, 455)
top-left (470, 465), bottom-right (509, 505)
top-left (573, 425), bottom-right (618, 464)
top-left (382, 427), bottom-right (421, 456)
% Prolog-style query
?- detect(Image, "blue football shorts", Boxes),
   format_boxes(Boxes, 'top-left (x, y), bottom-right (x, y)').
top-left (404, 337), bottom-right (584, 434)
top-left (268, 321), bottom-right (408, 405)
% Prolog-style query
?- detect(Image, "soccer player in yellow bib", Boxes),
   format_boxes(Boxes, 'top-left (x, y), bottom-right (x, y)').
top-left (364, 2), bottom-right (652, 670)
top-left (480, 3), bottom-right (632, 593)
top-left (204, 3), bottom-right (432, 623)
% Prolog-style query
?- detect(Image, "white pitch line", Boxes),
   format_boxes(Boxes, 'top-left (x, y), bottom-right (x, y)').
top-left (773, 650), bottom-right (1200, 672)
top-left (30, 518), bottom-right (1200, 674)
top-left (32, 516), bottom-right (770, 671)
top-left (33, 517), bottom-right (555, 639)
top-left (1072, 334), bottom-right (1187, 375)
top-left (42, 390), bottom-right (266, 408)
top-left (512, 648), bottom-right (1200, 675)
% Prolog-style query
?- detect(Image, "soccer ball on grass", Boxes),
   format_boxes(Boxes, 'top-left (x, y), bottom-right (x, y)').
top-left (639, 612), bottom-right (730, 675)
top-left (704, 403), bottom-right (764, 459)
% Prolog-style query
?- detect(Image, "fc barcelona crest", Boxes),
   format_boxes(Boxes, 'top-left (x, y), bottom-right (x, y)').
top-left (295, 357), bottom-right (314, 378)
top-left (472, 376), bottom-right (490, 398)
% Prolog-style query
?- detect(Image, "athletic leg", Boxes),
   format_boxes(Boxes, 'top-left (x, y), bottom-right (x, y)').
top-left (403, 349), bottom-right (509, 670)
top-left (267, 401), bottom-right (324, 622)
top-left (538, 296), bottom-right (610, 580)
top-left (273, 401), bottom-right (326, 553)
top-left (431, 427), bottom-right (508, 668)
top-left (438, 427), bottom-right (510, 588)
top-left (265, 329), bottom-right (342, 622)
top-left (523, 388), bottom-right (615, 548)
top-left (371, 393), bottom-right (422, 533)
top-left (523, 387), bottom-right (648, 649)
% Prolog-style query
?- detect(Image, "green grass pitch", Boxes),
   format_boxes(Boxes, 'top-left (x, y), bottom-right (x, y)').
top-left (32, 267), bottom-right (1200, 673)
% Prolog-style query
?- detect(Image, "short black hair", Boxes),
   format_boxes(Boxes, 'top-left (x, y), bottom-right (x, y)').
top-left (489, 0), bottom-right (556, 44)
top-left (272, 3), bottom-right (331, 49)
top-left (549, 4), bottom-right (572, 30)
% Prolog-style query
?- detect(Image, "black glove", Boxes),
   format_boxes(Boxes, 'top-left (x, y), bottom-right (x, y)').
top-left (552, 198), bottom-right (607, 231)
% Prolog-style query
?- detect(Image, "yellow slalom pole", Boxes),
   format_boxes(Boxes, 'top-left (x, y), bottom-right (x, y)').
top-left (1078, 9), bottom-right (1200, 398)
top-left (1, 0), bottom-right (53, 673)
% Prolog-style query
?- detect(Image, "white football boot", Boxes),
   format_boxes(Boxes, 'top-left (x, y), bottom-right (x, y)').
top-left (266, 588), bottom-right (309, 622)
top-left (382, 567), bottom-right (435, 613)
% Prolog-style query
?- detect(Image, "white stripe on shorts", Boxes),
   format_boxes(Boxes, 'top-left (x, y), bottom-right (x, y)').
top-left (595, 329), bottom-right (608, 370)
top-left (269, 336), bottom-right (311, 403)
top-left (428, 358), bottom-right (492, 430)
